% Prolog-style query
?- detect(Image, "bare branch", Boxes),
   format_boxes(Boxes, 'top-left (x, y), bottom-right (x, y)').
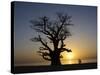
top-left (38, 35), bottom-right (52, 53)
top-left (55, 13), bottom-right (73, 39)
top-left (60, 38), bottom-right (64, 49)
top-left (39, 47), bottom-right (48, 51)
top-left (42, 55), bottom-right (51, 61)
top-left (37, 51), bottom-right (51, 61)
top-left (60, 48), bottom-right (72, 52)
top-left (60, 55), bottom-right (63, 58)
top-left (30, 37), bottom-right (40, 42)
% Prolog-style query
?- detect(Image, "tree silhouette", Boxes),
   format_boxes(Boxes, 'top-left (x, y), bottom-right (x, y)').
top-left (30, 13), bottom-right (73, 66)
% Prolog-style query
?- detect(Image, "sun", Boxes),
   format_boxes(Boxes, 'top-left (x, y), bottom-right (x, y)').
top-left (60, 51), bottom-right (75, 64)
top-left (61, 51), bottom-right (74, 60)
top-left (67, 53), bottom-right (74, 59)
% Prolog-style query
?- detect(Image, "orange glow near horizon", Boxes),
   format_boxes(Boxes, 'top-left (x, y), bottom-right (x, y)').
top-left (60, 41), bottom-right (97, 64)
top-left (61, 51), bottom-right (74, 60)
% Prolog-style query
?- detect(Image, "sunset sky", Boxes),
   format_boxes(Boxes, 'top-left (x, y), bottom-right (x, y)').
top-left (14, 2), bottom-right (97, 66)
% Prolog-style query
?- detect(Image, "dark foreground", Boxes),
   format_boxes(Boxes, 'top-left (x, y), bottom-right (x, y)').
top-left (12, 63), bottom-right (97, 74)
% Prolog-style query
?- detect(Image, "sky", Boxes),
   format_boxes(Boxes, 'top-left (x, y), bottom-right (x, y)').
top-left (14, 2), bottom-right (97, 66)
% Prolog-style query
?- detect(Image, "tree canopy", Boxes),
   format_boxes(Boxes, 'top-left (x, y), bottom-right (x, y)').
top-left (30, 13), bottom-right (73, 65)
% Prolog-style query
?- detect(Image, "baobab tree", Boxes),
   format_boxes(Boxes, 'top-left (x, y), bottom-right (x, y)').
top-left (30, 13), bottom-right (73, 66)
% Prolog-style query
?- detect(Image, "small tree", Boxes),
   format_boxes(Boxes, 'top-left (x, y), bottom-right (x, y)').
top-left (30, 13), bottom-right (73, 66)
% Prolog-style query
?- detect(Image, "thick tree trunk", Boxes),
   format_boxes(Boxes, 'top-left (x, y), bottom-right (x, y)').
top-left (51, 58), bottom-right (61, 65)
top-left (51, 51), bottom-right (61, 66)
